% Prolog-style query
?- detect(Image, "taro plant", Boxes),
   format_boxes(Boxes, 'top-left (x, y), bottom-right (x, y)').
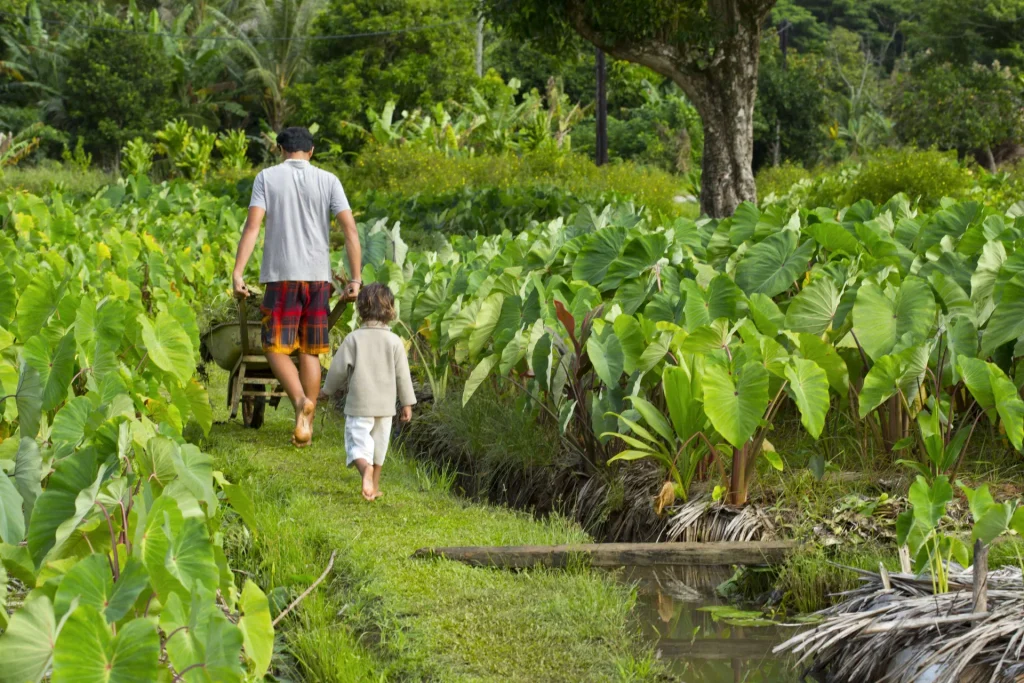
top-left (603, 359), bottom-right (711, 511)
top-left (898, 477), bottom-right (1024, 593)
top-left (216, 128), bottom-right (251, 170)
top-left (121, 136), bottom-right (154, 176)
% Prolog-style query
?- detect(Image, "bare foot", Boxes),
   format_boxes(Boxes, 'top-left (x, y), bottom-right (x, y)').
top-left (361, 469), bottom-right (375, 501)
top-left (371, 490), bottom-right (384, 500)
top-left (293, 398), bottom-right (315, 445)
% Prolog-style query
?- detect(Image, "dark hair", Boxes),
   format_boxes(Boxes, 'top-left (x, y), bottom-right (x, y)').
top-left (277, 127), bottom-right (314, 153)
top-left (357, 283), bottom-right (396, 324)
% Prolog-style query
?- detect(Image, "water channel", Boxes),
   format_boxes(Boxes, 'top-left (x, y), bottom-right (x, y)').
top-left (617, 565), bottom-right (814, 682)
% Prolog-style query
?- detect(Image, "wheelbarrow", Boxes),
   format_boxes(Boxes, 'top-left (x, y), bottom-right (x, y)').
top-left (202, 289), bottom-right (354, 429)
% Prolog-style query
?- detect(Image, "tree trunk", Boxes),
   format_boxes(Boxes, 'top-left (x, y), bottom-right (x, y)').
top-left (560, 0), bottom-right (769, 218)
top-left (679, 22), bottom-right (761, 219)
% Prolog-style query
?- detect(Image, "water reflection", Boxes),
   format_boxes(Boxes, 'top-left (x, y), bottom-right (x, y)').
top-left (618, 565), bottom-right (810, 683)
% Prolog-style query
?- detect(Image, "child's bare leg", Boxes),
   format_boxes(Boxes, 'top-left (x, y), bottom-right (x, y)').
top-left (371, 465), bottom-right (382, 498)
top-left (353, 459), bottom-right (374, 500)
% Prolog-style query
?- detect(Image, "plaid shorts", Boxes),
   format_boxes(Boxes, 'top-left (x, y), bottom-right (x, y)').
top-left (260, 281), bottom-right (331, 355)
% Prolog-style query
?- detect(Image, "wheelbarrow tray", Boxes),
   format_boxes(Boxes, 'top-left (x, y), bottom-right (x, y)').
top-left (201, 295), bottom-right (352, 372)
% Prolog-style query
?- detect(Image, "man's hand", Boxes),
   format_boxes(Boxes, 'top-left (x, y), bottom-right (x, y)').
top-left (344, 280), bottom-right (361, 300)
top-left (232, 273), bottom-right (250, 299)
top-left (399, 405), bottom-right (412, 423)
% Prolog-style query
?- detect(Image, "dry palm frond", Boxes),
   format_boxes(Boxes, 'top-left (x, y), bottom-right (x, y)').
top-left (663, 495), bottom-right (776, 543)
top-left (775, 566), bottom-right (1024, 683)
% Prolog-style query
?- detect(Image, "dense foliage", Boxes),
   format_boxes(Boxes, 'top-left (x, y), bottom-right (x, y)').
top-left (0, 182), bottom-right (273, 680)
top-left (336, 191), bottom-right (1024, 516)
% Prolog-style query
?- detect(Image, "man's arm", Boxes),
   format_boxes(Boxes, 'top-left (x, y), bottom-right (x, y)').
top-left (232, 206), bottom-right (264, 298)
top-left (337, 209), bottom-right (362, 298)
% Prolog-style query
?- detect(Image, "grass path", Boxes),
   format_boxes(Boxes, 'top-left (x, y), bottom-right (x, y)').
top-left (208, 373), bottom-right (656, 682)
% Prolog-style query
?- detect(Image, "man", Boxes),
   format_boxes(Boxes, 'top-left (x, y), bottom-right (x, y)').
top-left (232, 126), bottom-right (361, 447)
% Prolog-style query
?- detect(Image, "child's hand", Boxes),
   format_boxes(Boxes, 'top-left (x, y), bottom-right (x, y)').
top-left (399, 405), bottom-right (412, 423)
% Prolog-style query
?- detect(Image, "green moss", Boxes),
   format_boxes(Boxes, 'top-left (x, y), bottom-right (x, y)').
top-left (209, 371), bottom-right (657, 682)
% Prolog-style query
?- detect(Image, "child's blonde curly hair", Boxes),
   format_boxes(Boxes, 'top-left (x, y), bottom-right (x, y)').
top-left (356, 283), bottom-right (396, 324)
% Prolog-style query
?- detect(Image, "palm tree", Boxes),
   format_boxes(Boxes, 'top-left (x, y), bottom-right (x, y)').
top-left (0, 0), bottom-right (78, 126)
top-left (217, 0), bottom-right (326, 131)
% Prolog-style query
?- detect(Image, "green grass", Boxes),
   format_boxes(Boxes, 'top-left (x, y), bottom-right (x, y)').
top-left (208, 372), bottom-right (657, 682)
top-left (0, 163), bottom-right (115, 198)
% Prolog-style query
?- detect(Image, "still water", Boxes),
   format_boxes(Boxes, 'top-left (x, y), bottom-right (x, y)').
top-left (617, 565), bottom-right (812, 683)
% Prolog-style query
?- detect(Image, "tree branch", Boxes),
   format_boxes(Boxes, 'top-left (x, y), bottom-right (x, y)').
top-left (272, 550), bottom-right (336, 627)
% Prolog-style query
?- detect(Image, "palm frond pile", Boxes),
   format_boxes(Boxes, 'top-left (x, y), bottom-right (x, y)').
top-left (775, 565), bottom-right (1024, 683)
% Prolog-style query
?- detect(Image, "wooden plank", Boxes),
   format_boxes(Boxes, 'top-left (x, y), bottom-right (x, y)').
top-left (411, 541), bottom-right (797, 568)
top-left (656, 638), bottom-right (778, 660)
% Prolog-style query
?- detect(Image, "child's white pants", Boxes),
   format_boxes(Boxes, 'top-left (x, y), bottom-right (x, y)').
top-left (344, 416), bottom-right (392, 466)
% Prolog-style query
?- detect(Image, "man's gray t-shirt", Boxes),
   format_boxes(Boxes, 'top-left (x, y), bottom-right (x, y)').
top-left (249, 159), bottom-right (350, 283)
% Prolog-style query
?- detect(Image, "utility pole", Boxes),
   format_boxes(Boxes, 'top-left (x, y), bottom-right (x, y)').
top-left (773, 20), bottom-right (790, 167)
top-left (595, 48), bottom-right (608, 166)
top-left (475, 16), bottom-right (484, 77)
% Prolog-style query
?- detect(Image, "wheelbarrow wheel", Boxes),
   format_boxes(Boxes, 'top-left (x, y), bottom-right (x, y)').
top-left (242, 393), bottom-right (266, 429)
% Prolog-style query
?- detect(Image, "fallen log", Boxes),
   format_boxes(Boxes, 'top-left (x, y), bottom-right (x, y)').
top-left (411, 541), bottom-right (797, 568)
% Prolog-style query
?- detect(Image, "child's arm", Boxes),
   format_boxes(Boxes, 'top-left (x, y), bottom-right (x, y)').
top-left (321, 338), bottom-right (353, 396)
top-left (394, 339), bottom-right (417, 419)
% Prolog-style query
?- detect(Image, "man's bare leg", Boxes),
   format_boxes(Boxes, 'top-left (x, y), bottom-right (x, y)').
top-left (371, 465), bottom-right (382, 499)
top-left (266, 352), bottom-right (314, 445)
top-left (296, 353), bottom-right (321, 441)
top-left (353, 459), bottom-right (375, 500)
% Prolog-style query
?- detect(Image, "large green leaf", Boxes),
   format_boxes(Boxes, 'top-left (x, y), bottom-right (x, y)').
top-left (165, 517), bottom-right (219, 596)
top-left (53, 554), bottom-right (150, 624)
top-left (663, 360), bottom-right (704, 441)
top-left (991, 366), bottom-right (1024, 450)
top-left (462, 354), bottom-right (498, 406)
top-left (702, 362), bottom-right (768, 449)
top-left (22, 332), bottom-right (76, 413)
top-left (213, 472), bottom-right (259, 536)
top-left (0, 473), bottom-right (25, 545)
top-left (785, 279), bottom-right (841, 335)
top-left (981, 271), bottom-right (1024, 357)
top-left (571, 227), bottom-right (626, 286)
top-left (602, 233), bottom-right (666, 290)
top-left (586, 325), bottom-right (624, 388)
top-left (14, 437), bottom-right (41, 530)
top-left (806, 221), bottom-right (860, 254)
top-left (734, 231), bottom-right (814, 298)
top-left (159, 592), bottom-right (245, 683)
top-left (16, 270), bottom-right (59, 341)
top-left (794, 333), bottom-right (849, 395)
top-left (466, 293), bottom-right (505, 360)
top-left (746, 293), bottom-right (785, 337)
top-left (137, 312), bottom-right (195, 384)
top-left (858, 355), bottom-right (901, 418)
top-left (852, 278), bottom-right (935, 360)
top-left (26, 449), bottom-right (100, 567)
top-left (784, 359), bottom-right (829, 439)
top-left (238, 580), bottom-right (274, 678)
top-left (0, 594), bottom-right (63, 683)
top-left (52, 606), bottom-right (159, 683)
top-left (613, 315), bottom-right (646, 374)
top-left (909, 475), bottom-right (953, 530)
top-left (14, 360), bottom-right (43, 439)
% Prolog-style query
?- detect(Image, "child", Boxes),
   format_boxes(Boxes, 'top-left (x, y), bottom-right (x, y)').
top-left (320, 283), bottom-right (416, 500)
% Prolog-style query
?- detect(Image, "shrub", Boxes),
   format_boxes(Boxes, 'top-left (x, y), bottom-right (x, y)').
top-left (755, 162), bottom-right (812, 201)
top-left (337, 146), bottom-right (691, 219)
top-left (0, 161), bottom-right (115, 198)
top-left (841, 148), bottom-right (971, 208)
